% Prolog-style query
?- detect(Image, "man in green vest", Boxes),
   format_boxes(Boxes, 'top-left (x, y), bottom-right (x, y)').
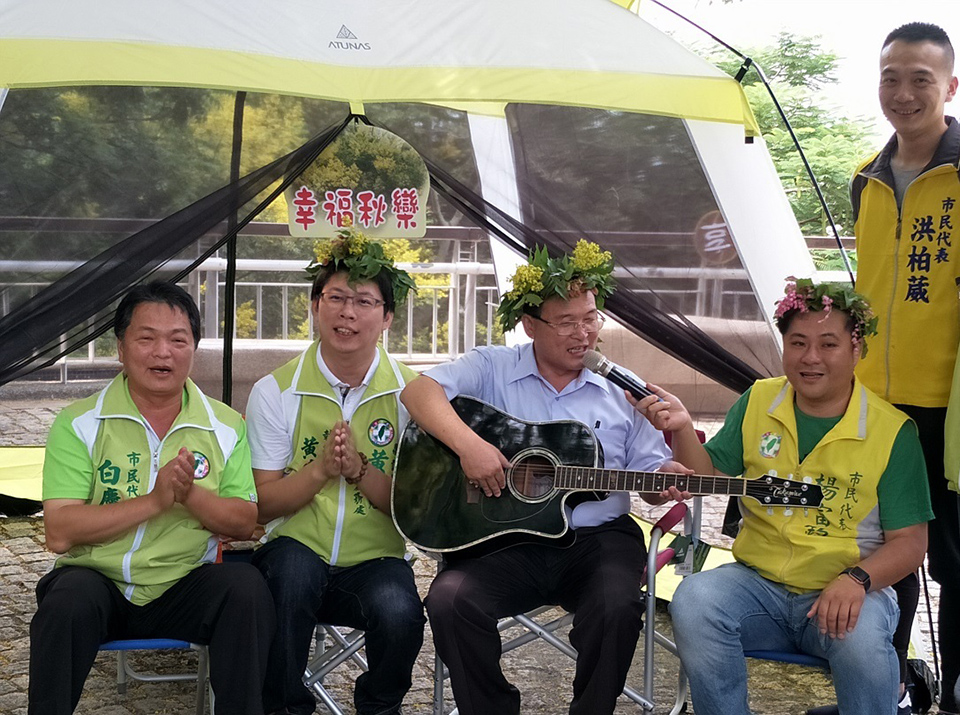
top-left (29, 282), bottom-right (274, 715)
top-left (636, 279), bottom-right (933, 715)
top-left (246, 230), bottom-right (425, 715)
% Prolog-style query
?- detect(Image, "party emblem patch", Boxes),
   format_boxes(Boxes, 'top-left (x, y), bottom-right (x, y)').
top-left (758, 432), bottom-right (781, 459)
top-left (368, 419), bottom-right (395, 447)
top-left (193, 451), bottom-right (210, 480)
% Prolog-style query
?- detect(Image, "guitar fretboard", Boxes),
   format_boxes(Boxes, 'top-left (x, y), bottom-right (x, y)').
top-left (553, 466), bottom-right (747, 496)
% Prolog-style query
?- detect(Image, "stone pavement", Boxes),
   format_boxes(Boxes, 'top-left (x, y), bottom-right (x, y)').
top-left (0, 389), bottom-right (937, 714)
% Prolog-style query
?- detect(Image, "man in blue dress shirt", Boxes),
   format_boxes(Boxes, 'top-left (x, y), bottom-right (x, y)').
top-left (401, 241), bottom-right (687, 715)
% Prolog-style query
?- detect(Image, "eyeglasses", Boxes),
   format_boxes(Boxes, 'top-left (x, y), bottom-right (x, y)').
top-left (319, 292), bottom-right (385, 311)
top-left (533, 313), bottom-right (605, 337)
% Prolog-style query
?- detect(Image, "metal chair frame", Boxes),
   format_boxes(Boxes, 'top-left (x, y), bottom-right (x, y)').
top-left (302, 624), bottom-right (369, 715)
top-left (431, 502), bottom-right (692, 714)
top-left (99, 638), bottom-right (210, 715)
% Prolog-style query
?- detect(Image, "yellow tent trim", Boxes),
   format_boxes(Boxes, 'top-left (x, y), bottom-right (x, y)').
top-left (0, 40), bottom-right (760, 137)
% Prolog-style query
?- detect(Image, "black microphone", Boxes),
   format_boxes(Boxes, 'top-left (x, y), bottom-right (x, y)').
top-left (582, 350), bottom-right (660, 401)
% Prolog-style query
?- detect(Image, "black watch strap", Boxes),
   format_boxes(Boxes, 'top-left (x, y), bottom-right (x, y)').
top-left (841, 566), bottom-right (871, 592)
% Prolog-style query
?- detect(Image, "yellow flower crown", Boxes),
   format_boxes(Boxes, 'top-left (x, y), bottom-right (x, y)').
top-left (306, 228), bottom-right (416, 307)
top-left (497, 240), bottom-right (616, 332)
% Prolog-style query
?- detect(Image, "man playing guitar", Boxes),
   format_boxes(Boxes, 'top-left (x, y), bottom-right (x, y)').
top-left (400, 241), bottom-right (688, 715)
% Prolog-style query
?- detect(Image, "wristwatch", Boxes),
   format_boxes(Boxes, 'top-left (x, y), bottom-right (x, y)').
top-left (841, 566), bottom-right (871, 592)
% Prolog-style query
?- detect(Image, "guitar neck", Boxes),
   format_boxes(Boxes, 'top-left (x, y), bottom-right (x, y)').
top-left (553, 466), bottom-right (747, 496)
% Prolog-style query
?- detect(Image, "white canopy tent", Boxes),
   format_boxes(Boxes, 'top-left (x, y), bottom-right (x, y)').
top-left (0, 0), bottom-right (814, 391)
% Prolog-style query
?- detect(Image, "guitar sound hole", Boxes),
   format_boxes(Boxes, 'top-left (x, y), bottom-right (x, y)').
top-left (511, 456), bottom-right (556, 499)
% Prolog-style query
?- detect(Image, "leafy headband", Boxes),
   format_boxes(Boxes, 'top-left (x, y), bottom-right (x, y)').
top-left (497, 240), bottom-right (616, 332)
top-left (306, 228), bottom-right (416, 307)
top-left (774, 277), bottom-right (878, 355)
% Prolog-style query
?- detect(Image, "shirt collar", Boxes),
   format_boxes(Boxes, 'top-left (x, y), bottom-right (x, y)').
top-left (506, 342), bottom-right (611, 394)
top-left (98, 373), bottom-right (214, 429)
top-left (315, 345), bottom-right (380, 393)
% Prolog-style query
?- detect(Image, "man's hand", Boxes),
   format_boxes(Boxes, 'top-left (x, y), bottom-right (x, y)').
top-left (630, 384), bottom-right (693, 434)
top-left (807, 572), bottom-right (867, 639)
top-left (154, 447), bottom-right (195, 508)
top-left (317, 420), bottom-right (355, 483)
top-left (331, 421), bottom-right (364, 481)
top-left (457, 434), bottom-right (510, 497)
top-left (641, 459), bottom-right (694, 505)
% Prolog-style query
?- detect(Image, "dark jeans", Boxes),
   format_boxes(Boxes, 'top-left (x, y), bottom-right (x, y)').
top-left (28, 563), bottom-right (275, 715)
top-left (426, 514), bottom-right (646, 715)
top-left (252, 537), bottom-right (425, 715)
top-left (897, 405), bottom-right (960, 711)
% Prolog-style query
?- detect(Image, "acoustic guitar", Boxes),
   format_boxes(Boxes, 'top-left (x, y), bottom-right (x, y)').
top-left (392, 396), bottom-right (823, 556)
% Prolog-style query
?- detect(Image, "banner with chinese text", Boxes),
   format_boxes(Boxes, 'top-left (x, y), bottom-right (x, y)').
top-left (286, 122), bottom-right (429, 238)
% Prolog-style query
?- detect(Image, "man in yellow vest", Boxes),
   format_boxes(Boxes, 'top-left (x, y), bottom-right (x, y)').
top-left (851, 22), bottom-right (960, 713)
top-left (246, 230), bottom-right (425, 715)
top-left (637, 279), bottom-right (933, 715)
top-left (30, 282), bottom-right (274, 715)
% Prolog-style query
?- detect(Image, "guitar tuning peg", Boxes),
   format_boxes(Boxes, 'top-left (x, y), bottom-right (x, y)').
top-left (784, 509), bottom-right (793, 517)
top-left (803, 508), bottom-right (810, 518)
top-left (767, 507), bottom-right (774, 516)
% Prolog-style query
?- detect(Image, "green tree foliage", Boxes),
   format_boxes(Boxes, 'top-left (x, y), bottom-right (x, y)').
top-left (233, 300), bottom-right (258, 339)
top-left (709, 33), bottom-right (877, 235)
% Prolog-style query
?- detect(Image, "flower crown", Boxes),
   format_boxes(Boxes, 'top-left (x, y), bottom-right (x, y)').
top-left (306, 228), bottom-right (417, 307)
top-left (774, 277), bottom-right (878, 355)
top-left (497, 240), bottom-right (616, 332)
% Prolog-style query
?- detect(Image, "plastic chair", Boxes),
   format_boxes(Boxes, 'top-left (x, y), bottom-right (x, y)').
top-left (302, 624), bottom-right (369, 715)
top-left (432, 501), bottom-right (691, 714)
top-left (99, 638), bottom-right (210, 715)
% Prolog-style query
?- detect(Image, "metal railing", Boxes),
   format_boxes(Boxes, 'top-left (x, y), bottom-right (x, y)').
top-left (212, 259), bottom-right (500, 361)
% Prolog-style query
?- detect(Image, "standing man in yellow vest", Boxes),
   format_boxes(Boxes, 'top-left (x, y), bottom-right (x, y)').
top-left (246, 230), bottom-right (425, 715)
top-left (30, 282), bottom-right (274, 715)
top-left (637, 279), bottom-right (932, 715)
top-left (851, 21), bottom-right (960, 713)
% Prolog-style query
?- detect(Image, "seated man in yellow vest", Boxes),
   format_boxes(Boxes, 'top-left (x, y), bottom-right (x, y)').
top-left (636, 279), bottom-right (933, 715)
top-left (29, 282), bottom-right (274, 715)
top-left (246, 231), bottom-right (425, 715)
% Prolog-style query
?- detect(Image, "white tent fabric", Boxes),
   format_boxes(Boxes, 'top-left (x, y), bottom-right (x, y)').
top-left (0, 0), bottom-right (757, 131)
top-left (0, 0), bottom-right (814, 381)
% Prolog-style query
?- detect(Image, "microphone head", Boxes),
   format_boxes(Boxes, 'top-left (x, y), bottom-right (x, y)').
top-left (581, 350), bottom-right (610, 375)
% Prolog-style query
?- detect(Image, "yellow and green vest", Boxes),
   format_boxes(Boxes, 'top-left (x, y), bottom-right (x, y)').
top-left (735, 376), bottom-right (908, 592)
top-left (43, 374), bottom-right (255, 605)
top-left (265, 343), bottom-right (414, 567)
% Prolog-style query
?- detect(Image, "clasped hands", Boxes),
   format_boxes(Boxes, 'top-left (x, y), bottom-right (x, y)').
top-left (301, 420), bottom-right (365, 492)
top-left (153, 447), bottom-right (196, 509)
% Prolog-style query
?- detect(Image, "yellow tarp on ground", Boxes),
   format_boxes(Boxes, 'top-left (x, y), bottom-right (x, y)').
top-left (632, 512), bottom-right (734, 602)
top-left (0, 446), bottom-right (44, 501)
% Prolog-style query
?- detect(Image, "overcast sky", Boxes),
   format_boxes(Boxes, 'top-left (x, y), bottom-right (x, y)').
top-left (638, 0), bottom-right (960, 143)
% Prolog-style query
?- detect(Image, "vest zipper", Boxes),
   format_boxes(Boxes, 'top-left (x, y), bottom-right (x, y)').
top-left (882, 210), bottom-right (902, 402)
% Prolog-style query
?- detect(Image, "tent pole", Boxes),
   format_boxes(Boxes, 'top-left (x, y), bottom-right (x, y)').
top-left (222, 91), bottom-right (246, 406)
top-left (647, 0), bottom-right (855, 285)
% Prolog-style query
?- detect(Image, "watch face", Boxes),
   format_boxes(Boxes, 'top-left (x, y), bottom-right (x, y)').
top-left (845, 567), bottom-right (870, 589)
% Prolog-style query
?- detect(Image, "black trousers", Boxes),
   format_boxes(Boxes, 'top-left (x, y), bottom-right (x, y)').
top-left (897, 405), bottom-right (960, 710)
top-left (426, 514), bottom-right (646, 715)
top-left (28, 563), bottom-right (275, 715)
